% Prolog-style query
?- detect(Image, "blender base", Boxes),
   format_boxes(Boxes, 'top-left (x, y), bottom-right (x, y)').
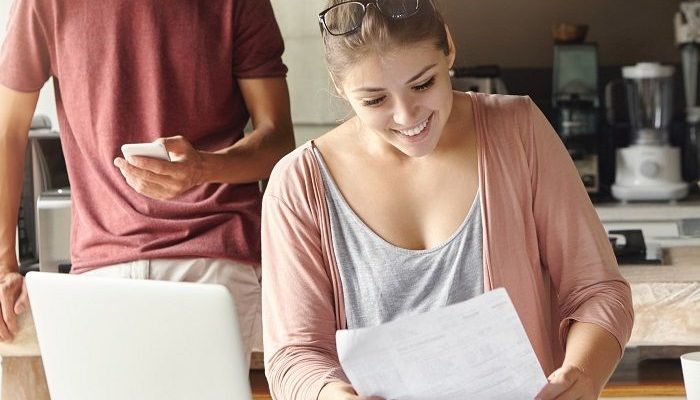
top-left (611, 182), bottom-right (689, 202)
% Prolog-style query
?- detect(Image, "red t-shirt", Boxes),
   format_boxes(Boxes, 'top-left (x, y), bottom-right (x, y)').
top-left (0, 0), bottom-right (287, 272)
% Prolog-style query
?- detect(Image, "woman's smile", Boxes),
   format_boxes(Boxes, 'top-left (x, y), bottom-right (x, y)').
top-left (391, 112), bottom-right (433, 142)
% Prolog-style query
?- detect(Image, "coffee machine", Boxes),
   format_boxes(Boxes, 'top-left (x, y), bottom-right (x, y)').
top-left (611, 63), bottom-right (689, 202)
top-left (552, 43), bottom-right (601, 194)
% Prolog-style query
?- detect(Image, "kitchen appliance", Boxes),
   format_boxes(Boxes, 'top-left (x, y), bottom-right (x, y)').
top-left (17, 115), bottom-right (70, 272)
top-left (611, 63), bottom-right (689, 202)
top-left (676, 2), bottom-right (700, 110)
top-left (450, 65), bottom-right (508, 94)
top-left (552, 43), bottom-right (601, 194)
top-left (37, 189), bottom-right (71, 273)
top-left (676, 1), bottom-right (700, 183)
top-left (608, 229), bottom-right (662, 265)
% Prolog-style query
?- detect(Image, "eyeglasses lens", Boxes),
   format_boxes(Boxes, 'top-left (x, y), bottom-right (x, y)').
top-left (324, 2), bottom-right (366, 36)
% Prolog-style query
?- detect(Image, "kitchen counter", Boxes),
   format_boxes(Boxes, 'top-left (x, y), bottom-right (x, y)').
top-left (620, 246), bottom-right (700, 348)
top-left (0, 247), bottom-right (696, 398)
top-left (596, 197), bottom-right (700, 248)
top-left (620, 246), bottom-right (700, 283)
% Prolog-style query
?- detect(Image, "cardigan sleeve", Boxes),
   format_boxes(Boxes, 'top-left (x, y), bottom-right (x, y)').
top-left (524, 98), bottom-right (634, 354)
top-left (261, 163), bottom-right (348, 399)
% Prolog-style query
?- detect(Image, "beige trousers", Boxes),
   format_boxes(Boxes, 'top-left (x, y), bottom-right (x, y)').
top-left (83, 258), bottom-right (262, 367)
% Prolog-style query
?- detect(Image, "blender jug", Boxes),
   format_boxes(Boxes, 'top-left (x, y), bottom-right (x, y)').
top-left (611, 62), bottom-right (688, 202)
top-left (623, 63), bottom-right (674, 146)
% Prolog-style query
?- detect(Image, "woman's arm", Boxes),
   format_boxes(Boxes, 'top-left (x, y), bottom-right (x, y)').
top-left (521, 97), bottom-right (633, 398)
top-left (261, 159), bottom-right (350, 400)
top-left (536, 322), bottom-right (621, 399)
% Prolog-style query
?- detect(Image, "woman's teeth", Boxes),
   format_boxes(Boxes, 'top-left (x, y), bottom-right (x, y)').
top-left (398, 117), bottom-right (429, 136)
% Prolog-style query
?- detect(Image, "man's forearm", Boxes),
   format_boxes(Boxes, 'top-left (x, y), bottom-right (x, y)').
top-left (199, 122), bottom-right (295, 185)
top-left (562, 321), bottom-right (622, 394)
top-left (0, 86), bottom-right (39, 272)
top-left (0, 129), bottom-right (30, 272)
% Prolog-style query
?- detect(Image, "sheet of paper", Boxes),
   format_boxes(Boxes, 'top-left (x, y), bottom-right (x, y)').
top-left (336, 288), bottom-right (547, 400)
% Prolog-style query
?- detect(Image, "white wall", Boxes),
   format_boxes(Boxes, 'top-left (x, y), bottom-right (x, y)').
top-left (270, 0), bottom-right (349, 144)
top-left (0, 0), bottom-right (59, 130)
top-left (0, 0), bottom-right (341, 143)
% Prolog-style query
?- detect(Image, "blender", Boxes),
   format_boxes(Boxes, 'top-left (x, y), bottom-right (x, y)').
top-left (676, 1), bottom-right (700, 112)
top-left (611, 63), bottom-right (689, 202)
top-left (676, 1), bottom-right (700, 181)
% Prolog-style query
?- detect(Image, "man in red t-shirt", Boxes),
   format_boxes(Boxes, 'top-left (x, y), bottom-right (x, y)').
top-left (0, 0), bottom-right (294, 360)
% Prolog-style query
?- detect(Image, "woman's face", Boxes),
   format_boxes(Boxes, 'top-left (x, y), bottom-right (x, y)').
top-left (338, 40), bottom-right (455, 158)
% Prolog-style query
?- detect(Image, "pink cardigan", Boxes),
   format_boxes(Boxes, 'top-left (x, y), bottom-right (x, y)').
top-left (261, 93), bottom-right (634, 400)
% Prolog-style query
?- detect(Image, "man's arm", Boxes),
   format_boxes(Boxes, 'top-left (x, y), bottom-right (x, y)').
top-left (0, 84), bottom-right (40, 340)
top-left (200, 77), bottom-right (295, 183)
top-left (113, 77), bottom-right (295, 199)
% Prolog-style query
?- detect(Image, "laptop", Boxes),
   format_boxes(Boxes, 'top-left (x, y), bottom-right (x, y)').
top-left (26, 272), bottom-right (253, 400)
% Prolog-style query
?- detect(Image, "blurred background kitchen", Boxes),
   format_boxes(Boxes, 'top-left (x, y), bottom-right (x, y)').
top-left (2, 0), bottom-right (699, 398)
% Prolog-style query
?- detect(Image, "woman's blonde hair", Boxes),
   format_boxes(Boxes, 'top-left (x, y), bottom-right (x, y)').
top-left (321, 0), bottom-right (449, 85)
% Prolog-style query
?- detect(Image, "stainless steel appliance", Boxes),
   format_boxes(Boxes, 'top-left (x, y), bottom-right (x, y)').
top-left (450, 65), bottom-right (508, 94)
top-left (17, 116), bottom-right (71, 272)
top-left (676, 2), bottom-right (700, 183)
top-left (676, 2), bottom-right (700, 111)
top-left (37, 189), bottom-right (71, 273)
top-left (611, 63), bottom-right (688, 202)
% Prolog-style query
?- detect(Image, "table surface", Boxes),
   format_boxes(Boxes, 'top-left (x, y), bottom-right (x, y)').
top-left (7, 246), bottom-right (697, 398)
top-left (249, 348), bottom-right (689, 398)
top-left (620, 246), bottom-right (700, 283)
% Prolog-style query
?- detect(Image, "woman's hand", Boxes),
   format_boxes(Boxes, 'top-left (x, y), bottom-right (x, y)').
top-left (114, 136), bottom-right (204, 200)
top-left (319, 381), bottom-right (384, 400)
top-left (535, 365), bottom-right (599, 400)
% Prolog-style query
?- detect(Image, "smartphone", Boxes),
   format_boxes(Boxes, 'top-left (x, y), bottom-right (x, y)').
top-left (121, 143), bottom-right (171, 161)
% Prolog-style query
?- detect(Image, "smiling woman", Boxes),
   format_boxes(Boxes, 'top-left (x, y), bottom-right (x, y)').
top-left (261, 1), bottom-right (634, 400)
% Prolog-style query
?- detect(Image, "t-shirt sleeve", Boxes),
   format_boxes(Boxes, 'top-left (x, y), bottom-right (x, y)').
top-left (231, 0), bottom-right (287, 79)
top-left (0, 0), bottom-right (52, 92)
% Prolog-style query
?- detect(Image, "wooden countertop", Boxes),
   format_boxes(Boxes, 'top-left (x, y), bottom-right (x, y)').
top-left (602, 347), bottom-right (688, 397)
top-left (249, 352), bottom-right (689, 399)
top-left (620, 246), bottom-right (700, 283)
top-left (0, 312), bottom-right (689, 398)
top-left (7, 246), bottom-right (698, 399)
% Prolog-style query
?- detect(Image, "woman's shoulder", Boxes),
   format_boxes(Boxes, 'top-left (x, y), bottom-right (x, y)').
top-left (469, 92), bottom-right (535, 124)
top-left (267, 119), bottom-right (357, 198)
top-left (468, 92), bottom-right (549, 148)
top-left (266, 142), bottom-right (318, 200)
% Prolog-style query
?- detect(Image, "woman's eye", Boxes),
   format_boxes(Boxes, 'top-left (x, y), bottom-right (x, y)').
top-left (362, 96), bottom-right (386, 107)
top-left (413, 77), bottom-right (436, 91)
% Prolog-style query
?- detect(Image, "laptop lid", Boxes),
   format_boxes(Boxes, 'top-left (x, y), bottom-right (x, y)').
top-left (26, 272), bottom-right (252, 400)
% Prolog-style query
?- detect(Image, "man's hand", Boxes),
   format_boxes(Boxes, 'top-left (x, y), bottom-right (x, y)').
top-left (114, 136), bottom-right (203, 200)
top-left (319, 381), bottom-right (384, 400)
top-left (535, 365), bottom-right (598, 400)
top-left (0, 271), bottom-right (28, 341)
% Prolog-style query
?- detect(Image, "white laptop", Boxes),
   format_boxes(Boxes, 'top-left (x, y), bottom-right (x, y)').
top-left (26, 272), bottom-right (253, 400)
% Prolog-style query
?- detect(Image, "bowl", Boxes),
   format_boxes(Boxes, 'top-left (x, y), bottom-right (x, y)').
top-left (552, 23), bottom-right (589, 44)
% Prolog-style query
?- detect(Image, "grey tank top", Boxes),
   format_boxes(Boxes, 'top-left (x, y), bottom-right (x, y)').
top-left (314, 149), bottom-right (484, 329)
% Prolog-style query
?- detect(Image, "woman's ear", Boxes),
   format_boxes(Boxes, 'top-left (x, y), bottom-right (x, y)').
top-left (445, 24), bottom-right (456, 69)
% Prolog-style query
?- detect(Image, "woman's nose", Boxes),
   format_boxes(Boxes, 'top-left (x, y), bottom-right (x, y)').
top-left (392, 98), bottom-right (420, 126)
